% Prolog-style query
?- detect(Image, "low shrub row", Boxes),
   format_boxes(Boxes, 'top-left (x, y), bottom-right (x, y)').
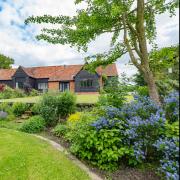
top-left (0, 85), bottom-right (39, 99)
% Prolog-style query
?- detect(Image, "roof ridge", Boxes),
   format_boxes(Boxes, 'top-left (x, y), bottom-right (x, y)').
top-left (24, 64), bottom-right (84, 69)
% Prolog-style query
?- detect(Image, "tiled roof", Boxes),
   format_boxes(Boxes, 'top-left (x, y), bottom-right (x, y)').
top-left (0, 64), bottom-right (118, 81)
top-left (96, 64), bottom-right (118, 76)
top-left (0, 69), bottom-right (16, 80)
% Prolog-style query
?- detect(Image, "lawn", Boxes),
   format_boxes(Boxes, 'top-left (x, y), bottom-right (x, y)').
top-left (0, 94), bottom-right (99, 104)
top-left (0, 94), bottom-right (133, 104)
top-left (0, 128), bottom-right (90, 180)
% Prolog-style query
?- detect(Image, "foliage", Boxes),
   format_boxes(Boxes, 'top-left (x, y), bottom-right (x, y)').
top-left (134, 45), bottom-right (179, 97)
top-left (39, 94), bottom-right (58, 127)
top-left (0, 86), bottom-right (25, 99)
top-left (20, 115), bottom-right (45, 133)
top-left (0, 102), bottom-right (15, 121)
top-left (164, 91), bottom-right (179, 123)
top-left (12, 102), bottom-right (29, 117)
top-left (0, 54), bottom-right (14, 69)
top-left (0, 102), bottom-right (12, 114)
top-left (133, 73), bottom-right (147, 86)
top-left (154, 137), bottom-right (179, 180)
top-left (67, 112), bottom-right (82, 123)
top-left (25, 0), bottom-right (178, 103)
top-left (52, 123), bottom-right (68, 137)
top-left (28, 89), bottom-right (39, 97)
top-left (98, 77), bottom-right (128, 108)
top-left (0, 86), bottom-right (39, 100)
top-left (121, 96), bottom-right (166, 163)
top-left (65, 112), bottom-right (97, 141)
top-left (39, 91), bottom-right (76, 127)
top-left (149, 45), bottom-right (179, 78)
top-left (135, 86), bottom-right (149, 97)
top-left (0, 84), bottom-right (5, 92)
top-left (51, 92), bottom-right (179, 175)
top-left (56, 91), bottom-right (76, 118)
top-left (31, 103), bottom-right (41, 115)
top-left (165, 121), bottom-right (179, 138)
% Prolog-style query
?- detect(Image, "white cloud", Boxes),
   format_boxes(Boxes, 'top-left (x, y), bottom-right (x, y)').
top-left (0, 1), bottom-right (179, 78)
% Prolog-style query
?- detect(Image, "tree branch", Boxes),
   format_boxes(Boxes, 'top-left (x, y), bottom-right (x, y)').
top-left (122, 14), bottom-right (142, 71)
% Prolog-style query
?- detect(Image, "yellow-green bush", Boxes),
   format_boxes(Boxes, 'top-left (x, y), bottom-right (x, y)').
top-left (67, 112), bottom-right (82, 123)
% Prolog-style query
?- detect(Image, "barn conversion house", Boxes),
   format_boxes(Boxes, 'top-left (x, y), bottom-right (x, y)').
top-left (0, 64), bottom-right (118, 93)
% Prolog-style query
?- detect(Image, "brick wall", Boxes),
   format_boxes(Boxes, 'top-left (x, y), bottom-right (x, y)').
top-left (70, 81), bottom-right (75, 92)
top-left (48, 82), bottom-right (59, 90)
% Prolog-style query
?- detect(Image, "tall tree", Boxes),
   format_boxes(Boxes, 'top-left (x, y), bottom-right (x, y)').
top-left (134, 45), bottom-right (179, 95)
top-left (0, 54), bottom-right (14, 69)
top-left (25, 0), bottom-right (178, 104)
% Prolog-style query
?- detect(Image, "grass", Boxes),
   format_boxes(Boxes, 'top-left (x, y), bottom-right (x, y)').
top-left (0, 94), bottom-right (100, 104)
top-left (0, 120), bottom-right (22, 130)
top-left (0, 93), bottom-right (134, 105)
top-left (0, 128), bottom-right (90, 180)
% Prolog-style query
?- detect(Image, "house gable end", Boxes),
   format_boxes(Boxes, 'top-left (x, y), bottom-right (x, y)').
top-left (74, 69), bottom-right (100, 92)
top-left (12, 66), bottom-right (30, 78)
top-left (74, 66), bottom-right (100, 79)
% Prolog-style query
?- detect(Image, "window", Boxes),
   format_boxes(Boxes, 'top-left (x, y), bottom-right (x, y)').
top-left (80, 80), bottom-right (93, 88)
top-left (38, 83), bottom-right (48, 92)
top-left (16, 82), bottom-right (23, 89)
top-left (60, 82), bottom-right (70, 92)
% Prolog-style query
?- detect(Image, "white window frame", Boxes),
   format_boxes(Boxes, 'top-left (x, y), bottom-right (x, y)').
top-left (38, 83), bottom-right (48, 91)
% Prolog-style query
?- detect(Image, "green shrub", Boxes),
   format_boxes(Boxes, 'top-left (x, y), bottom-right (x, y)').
top-left (39, 92), bottom-right (76, 127)
top-left (56, 91), bottom-right (76, 118)
top-left (0, 86), bottom-right (25, 99)
top-left (52, 124), bottom-right (68, 137)
top-left (165, 121), bottom-right (179, 137)
top-left (20, 115), bottom-right (45, 133)
top-left (31, 103), bottom-right (41, 115)
top-left (98, 77), bottom-right (128, 108)
top-left (13, 88), bottom-right (25, 98)
top-left (29, 89), bottom-right (39, 97)
top-left (12, 102), bottom-right (29, 117)
top-left (67, 111), bottom-right (135, 170)
top-left (0, 103), bottom-right (15, 121)
top-left (0, 102), bottom-right (12, 114)
top-left (39, 94), bottom-right (59, 127)
top-left (135, 86), bottom-right (149, 96)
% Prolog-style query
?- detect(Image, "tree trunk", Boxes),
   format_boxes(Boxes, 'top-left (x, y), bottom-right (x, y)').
top-left (136, 0), bottom-right (161, 104)
top-left (142, 66), bottom-right (161, 104)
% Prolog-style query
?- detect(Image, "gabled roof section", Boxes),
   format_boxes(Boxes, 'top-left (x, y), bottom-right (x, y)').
top-left (0, 64), bottom-right (118, 81)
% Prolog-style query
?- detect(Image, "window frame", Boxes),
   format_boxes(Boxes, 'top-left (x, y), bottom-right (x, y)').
top-left (38, 82), bottom-right (48, 91)
top-left (80, 79), bottom-right (93, 88)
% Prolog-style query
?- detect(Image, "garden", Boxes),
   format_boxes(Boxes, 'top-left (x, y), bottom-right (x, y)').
top-left (0, 0), bottom-right (179, 179)
top-left (0, 75), bottom-right (179, 180)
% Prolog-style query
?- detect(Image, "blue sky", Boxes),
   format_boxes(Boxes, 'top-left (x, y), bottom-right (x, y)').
top-left (0, 0), bottom-right (179, 76)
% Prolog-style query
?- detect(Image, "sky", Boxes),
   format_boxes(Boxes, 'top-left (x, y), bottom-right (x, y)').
top-left (0, 0), bottom-right (179, 77)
